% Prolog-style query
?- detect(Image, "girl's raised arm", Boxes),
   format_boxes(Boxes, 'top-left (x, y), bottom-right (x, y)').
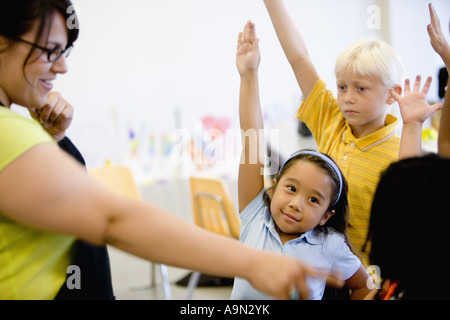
top-left (236, 21), bottom-right (265, 212)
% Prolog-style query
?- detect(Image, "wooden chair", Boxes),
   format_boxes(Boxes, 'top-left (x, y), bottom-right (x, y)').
top-left (88, 165), bottom-right (172, 299)
top-left (185, 176), bottom-right (241, 298)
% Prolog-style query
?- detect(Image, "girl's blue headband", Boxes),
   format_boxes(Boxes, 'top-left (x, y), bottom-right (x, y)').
top-left (278, 150), bottom-right (343, 206)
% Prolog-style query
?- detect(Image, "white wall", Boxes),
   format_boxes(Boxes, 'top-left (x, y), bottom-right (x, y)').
top-left (389, 0), bottom-right (450, 92)
top-left (44, 0), bottom-right (450, 175)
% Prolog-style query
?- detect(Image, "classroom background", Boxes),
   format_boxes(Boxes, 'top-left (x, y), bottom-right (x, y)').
top-left (12, 0), bottom-right (447, 184)
top-left (13, 0), bottom-right (450, 299)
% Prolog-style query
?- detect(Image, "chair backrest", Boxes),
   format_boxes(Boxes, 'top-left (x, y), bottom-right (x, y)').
top-left (88, 165), bottom-right (141, 200)
top-left (189, 176), bottom-right (240, 239)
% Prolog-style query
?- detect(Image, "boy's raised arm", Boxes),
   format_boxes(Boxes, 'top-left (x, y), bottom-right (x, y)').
top-left (263, 0), bottom-right (319, 99)
top-left (237, 21), bottom-right (265, 212)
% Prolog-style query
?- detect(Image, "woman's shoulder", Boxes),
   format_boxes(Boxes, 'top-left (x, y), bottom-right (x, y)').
top-left (0, 109), bottom-right (53, 143)
top-left (0, 108), bottom-right (54, 170)
top-left (0, 108), bottom-right (45, 131)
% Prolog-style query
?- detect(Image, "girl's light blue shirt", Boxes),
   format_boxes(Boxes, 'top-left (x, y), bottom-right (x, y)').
top-left (230, 189), bottom-right (361, 300)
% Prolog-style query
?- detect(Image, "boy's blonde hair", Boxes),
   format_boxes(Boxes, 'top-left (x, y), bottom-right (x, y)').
top-left (335, 38), bottom-right (405, 87)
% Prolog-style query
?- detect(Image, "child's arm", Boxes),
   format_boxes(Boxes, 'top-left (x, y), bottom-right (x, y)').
top-left (427, 3), bottom-right (450, 157)
top-left (263, 0), bottom-right (319, 99)
top-left (236, 21), bottom-right (265, 212)
top-left (346, 265), bottom-right (375, 300)
top-left (392, 76), bottom-right (443, 160)
top-left (439, 77), bottom-right (450, 157)
top-left (428, 4), bottom-right (450, 72)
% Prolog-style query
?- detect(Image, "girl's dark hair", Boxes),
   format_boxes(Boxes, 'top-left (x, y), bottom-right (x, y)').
top-left (367, 154), bottom-right (450, 299)
top-left (0, 0), bottom-right (79, 69)
top-left (263, 149), bottom-right (357, 255)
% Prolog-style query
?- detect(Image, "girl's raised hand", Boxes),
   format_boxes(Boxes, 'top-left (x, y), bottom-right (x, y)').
top-left (236, 21), bottom-right (261, 77)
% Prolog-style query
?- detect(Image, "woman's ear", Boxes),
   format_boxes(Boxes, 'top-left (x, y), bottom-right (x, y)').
top-left (386, 85), bottom-right (402, 105)
top-left (319, 210), bottom-right (335, 226)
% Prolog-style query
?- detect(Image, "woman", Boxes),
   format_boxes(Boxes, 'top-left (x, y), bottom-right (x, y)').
top-left (0, 0), bottom-right (341, 300)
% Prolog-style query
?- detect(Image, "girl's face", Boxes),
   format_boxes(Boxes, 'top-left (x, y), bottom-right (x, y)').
top-left (0, 13), bottom-right (68, 109)
top-left (270, 160), bottom-right (335, 243)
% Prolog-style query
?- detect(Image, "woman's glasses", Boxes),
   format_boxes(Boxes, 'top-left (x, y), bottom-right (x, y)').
top-left (11, 37), bottom-right (73, 63)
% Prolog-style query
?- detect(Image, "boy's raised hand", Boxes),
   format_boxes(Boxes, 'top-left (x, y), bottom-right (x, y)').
top-left (236, 21), bottom-right (261, 77)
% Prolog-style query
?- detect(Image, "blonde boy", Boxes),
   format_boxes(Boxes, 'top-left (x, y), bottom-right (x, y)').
top-left (264, 0), bottom-right (440, 265)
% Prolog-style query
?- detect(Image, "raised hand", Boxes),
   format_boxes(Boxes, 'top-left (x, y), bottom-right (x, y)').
top-left (236, 21), bottom-right (261, 77)
top-left (29, 91), bottom-right (74, 141)
top-left (427, 3), bottom-right (450, 55)
top-left (427, 3), bottom-right (450, 67)
top-left (390, 75), bottom-right (443, 125)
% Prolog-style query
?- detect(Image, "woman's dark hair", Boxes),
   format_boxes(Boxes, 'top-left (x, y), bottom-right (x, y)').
top-left (367, 154), bottom-right (450, 299)
top-left (0, 0), bottom-right (79, 70)
top-left (263, 149), bottom-right (356, 255)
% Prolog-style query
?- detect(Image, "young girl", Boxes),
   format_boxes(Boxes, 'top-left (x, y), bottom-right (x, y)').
top-left (231, 21), bottom-right (372, 300)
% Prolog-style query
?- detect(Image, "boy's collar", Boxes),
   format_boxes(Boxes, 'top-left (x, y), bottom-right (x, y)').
top-left (342, 114), bottom-right (399, 151)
